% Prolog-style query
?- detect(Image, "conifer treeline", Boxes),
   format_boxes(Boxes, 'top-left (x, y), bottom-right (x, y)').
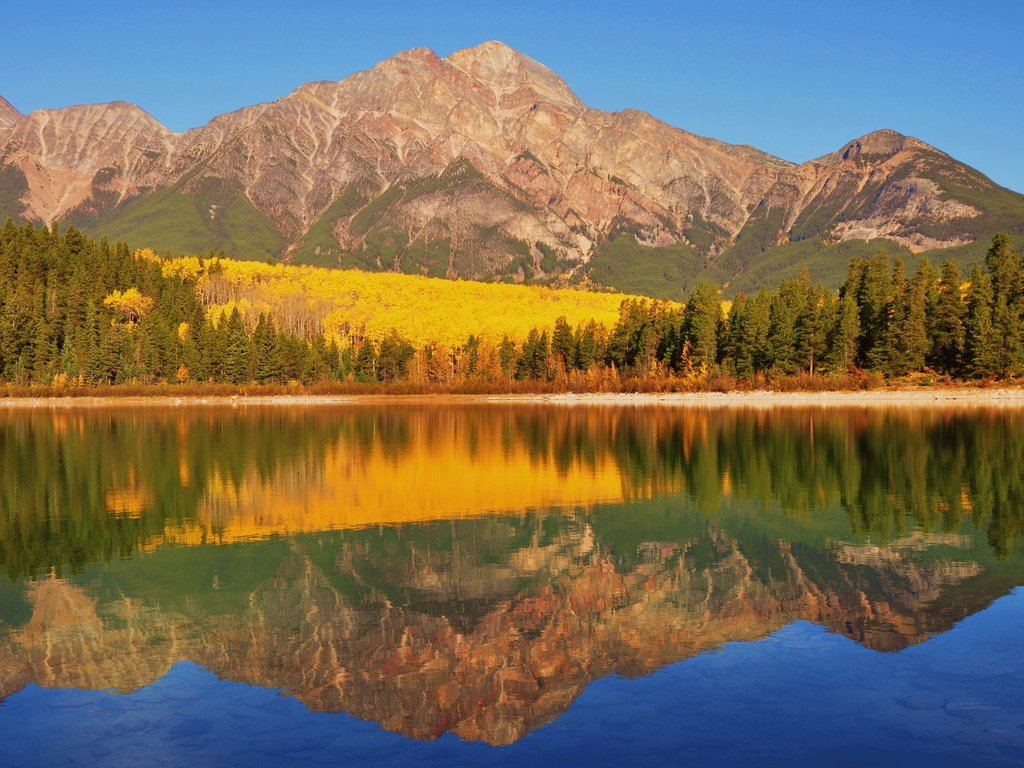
top-left (0, 221), bottom-right (1021, 389)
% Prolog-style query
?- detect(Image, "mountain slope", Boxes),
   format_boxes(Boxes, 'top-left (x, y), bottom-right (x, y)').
top-left (1, 43), bottom-right (1021, 294)
top-left (0, 96), bottom-right (20, 132)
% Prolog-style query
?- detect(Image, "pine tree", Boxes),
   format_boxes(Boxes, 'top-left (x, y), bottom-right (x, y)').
top-left (221, 308), bottom-right (251, 384)
top-left (551, 316), bottom-right (574, 372)
top-left (722, 293), bottom-right (752, 378)
top-left (981, 234), bottom-right (1023, 375)
top-left (303, 334), bottom-right (331, 384)
top-left (768, 277), bottom-right (808, 375)
top-left (851, 251), bottom-right (892, 368)
top-left (354, 339), bottom-right (376, 383)
top-left (964, 267), bottom-right (999, 378)
top-left (462, 335), bottom-right (480, 377)
top-left (377, 330), bottom-right (415, 382)
top-left (888, 261), bottom-right (929, 376)
top-left (516, 328), bottom-right (550, 380)
top-left (797, 283), bottom-right (834, 376)
top-left (684, 281), bottom-right (721, 371)
top-left (827, 292), bottom-right (860, 372)
top-left (746, 290), bottom-right (772, 375)
top-left (498, 336), bottom-right (517, 379)
top-left (573, 321), bottom-right (601, 372)
top-left (985, 233), bottom-right (1021, 303)
top-left (252, 314), bottom-right (283, 384)
top-left (196, 317), bottom-right (225, 382)
top-left (991, 295), bottom-right (1019, 377)
top-left (927, 260), bottom-right (966, 374)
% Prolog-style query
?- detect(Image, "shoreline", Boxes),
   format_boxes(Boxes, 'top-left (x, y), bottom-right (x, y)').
top-left (0, 387), bottom-right (1023, 409)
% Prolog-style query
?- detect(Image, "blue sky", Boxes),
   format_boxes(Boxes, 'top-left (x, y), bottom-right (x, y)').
top-left (3, 0), bottom-right (1022, 191)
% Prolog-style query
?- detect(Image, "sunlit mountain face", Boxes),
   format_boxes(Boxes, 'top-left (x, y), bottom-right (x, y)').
top-left (0, 405), bottom-right (1022, 755)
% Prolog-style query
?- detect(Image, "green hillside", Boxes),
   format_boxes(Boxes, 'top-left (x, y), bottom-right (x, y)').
top-left (86, 178), bottom-right (284, 261)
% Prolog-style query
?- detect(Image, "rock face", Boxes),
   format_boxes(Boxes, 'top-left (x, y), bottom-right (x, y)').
top-left (1, 42), bottom-right (1021, 281)
top-left (0, 101), bottom-right (176, 224)
top-left (0, 96), bottom-right (21, 132)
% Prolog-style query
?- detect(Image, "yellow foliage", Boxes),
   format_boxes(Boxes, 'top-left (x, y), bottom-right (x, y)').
top-left (134, 247), bottom-right (160, 264)
top-left (103, 288), bottom-right (154, 323)
top-left (163, 256), bottom-right (205, 281)
top-left (162, 256), bottom-right (659, 347)
top-left (177, 322), bottom-right (190, 342)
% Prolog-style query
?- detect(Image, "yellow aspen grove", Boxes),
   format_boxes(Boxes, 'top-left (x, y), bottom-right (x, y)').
top-left (162, 256), bottom-right (650, 347)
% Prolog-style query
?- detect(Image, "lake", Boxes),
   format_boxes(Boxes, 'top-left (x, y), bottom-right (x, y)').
top-left (0, 403), bottom-right (1022, 766)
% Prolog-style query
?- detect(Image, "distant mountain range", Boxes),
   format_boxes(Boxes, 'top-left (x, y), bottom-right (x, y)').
top-left (2, 42), bottom-right (1022, 296)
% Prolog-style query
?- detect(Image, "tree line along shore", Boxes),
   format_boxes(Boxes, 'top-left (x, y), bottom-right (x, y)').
top-left (0, 220), bottom-right (1022, 396)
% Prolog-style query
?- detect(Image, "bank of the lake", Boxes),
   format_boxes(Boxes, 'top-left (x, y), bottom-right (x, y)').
top-left (0, 386), bottom-right (1023, 409)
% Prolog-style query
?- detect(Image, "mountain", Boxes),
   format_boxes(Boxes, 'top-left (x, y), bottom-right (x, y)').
top-left (0, 101), bottom-right (175, 224)
top-left (2, 42), bottom-right (1022, 294)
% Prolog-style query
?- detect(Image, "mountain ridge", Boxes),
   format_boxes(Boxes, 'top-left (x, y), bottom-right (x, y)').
top-left (1, 41), bottom-right (1021, 294)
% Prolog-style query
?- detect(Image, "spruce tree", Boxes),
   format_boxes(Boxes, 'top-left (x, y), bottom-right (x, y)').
top-left (746, 290), bottom-right (773, 375)
top-left (221, 308), bottom-right (251, 384)
top-left (827, 292), bottom-right (860, 372)
top-left (516, 329), bottom-right (550, 380)
top-left (251, 313), bottom-right (282, 384)
top-left (964, 267), bottom-right (999, 378)
top-left (573, 321), bottom-right (600, 372)
top-left (853, 251), bottom-right (892, 368)
top-left (723, 293), bottom-right (752, 378)
top-left (354, 339), bottom-right (376, 383)
top-left (196, 317), bottom-right (225, 382)
top-left (983, 234), bottom-right (1023, 375)
top-left (462, 335), bottom-right (480, 376)
top-left (985, 233), bottom-right (1021, 303)
top-left (377, 330), bottom-right (415, 382)
top-left (498, 336), bottom-right (517, 379)
top-left (551, 316), bottom-right (574, 372)
top-left (797, 284), bottom-right (834, 376)
top-left (888, 262), bottom-right (929, 376)
top-left (927, 260), bottom-right (966, 374)
top-left (684, 281), bottom-right (721, 371)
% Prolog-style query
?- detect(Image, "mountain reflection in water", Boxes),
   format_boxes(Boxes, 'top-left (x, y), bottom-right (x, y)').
top-left (0, 405), bottom-right (1022, 746)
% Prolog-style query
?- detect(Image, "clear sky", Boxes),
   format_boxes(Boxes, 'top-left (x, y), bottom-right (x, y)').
top-left (3, 0), bottom-right (1022, 192)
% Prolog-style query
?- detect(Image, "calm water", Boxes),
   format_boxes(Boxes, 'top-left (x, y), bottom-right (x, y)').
top-left (0, 404), bottom-right (1022, 767)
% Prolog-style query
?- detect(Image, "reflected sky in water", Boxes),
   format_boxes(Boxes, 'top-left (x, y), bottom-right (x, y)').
top-left (0, 404), bottom-right (1022, 765)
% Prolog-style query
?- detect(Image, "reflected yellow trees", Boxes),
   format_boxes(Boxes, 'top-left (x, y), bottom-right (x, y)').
top-left (1, 406), bottom-right (1023, 580)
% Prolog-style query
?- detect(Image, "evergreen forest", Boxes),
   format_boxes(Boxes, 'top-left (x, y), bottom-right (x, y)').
top-left (0, 220), bottom-right (1022, 391)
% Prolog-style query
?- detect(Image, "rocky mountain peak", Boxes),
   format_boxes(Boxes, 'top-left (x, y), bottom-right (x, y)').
top-left (9, 101), bottom-right (176, 154)
top-left (816, 128), bottom-right (934, 164)
top-left (446, 41), bottom-right (582, 111)
top-left (0, 101), bottom-right (178, 225)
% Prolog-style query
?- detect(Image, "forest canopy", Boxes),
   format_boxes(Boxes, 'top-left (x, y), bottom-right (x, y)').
top-left (0, 220), bottom-right (1021, 390)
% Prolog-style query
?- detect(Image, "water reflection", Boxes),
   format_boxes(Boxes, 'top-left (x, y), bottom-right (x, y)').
top-left (0, 405), bottom-right (1022, 745)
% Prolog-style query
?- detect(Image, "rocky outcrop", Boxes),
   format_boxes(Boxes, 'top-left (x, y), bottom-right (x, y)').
top-left (0, 96), bottom-right (21, 132)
